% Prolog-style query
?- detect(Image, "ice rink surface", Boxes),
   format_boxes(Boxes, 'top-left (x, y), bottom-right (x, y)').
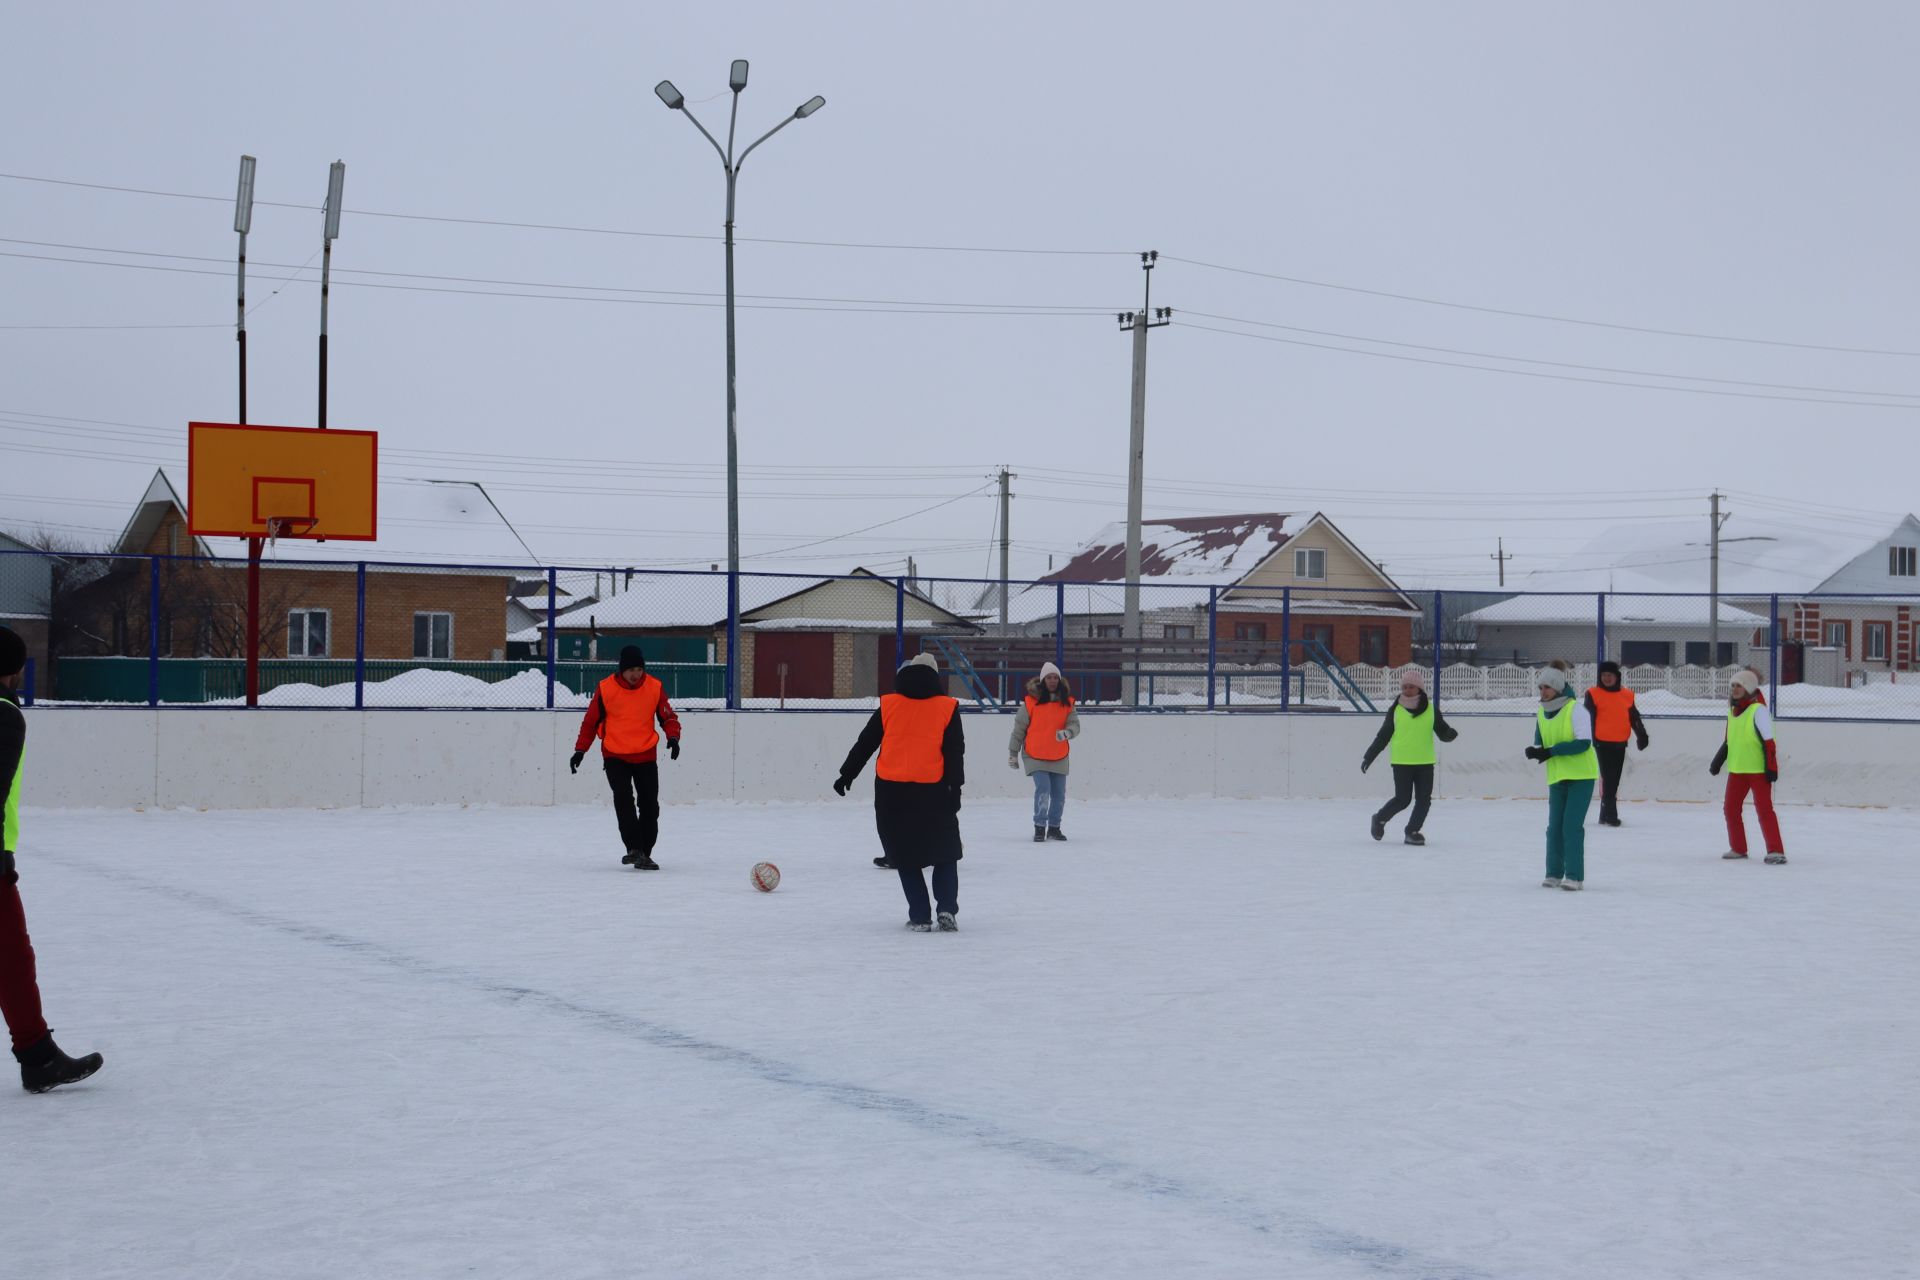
top-left (4, 796), bottom-right (1915, 1279)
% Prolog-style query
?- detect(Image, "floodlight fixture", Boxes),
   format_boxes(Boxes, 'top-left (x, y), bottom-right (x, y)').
top-left (655, 80), bottom-right (685, 109)
top-left (323, 161), bottom-right (346, 240)
top-left (730, 60), bottom-right (750, 91)
top-left (795, 95), bottom-right (826, 119)
top-left (234, 155), bottom-right (257, 234)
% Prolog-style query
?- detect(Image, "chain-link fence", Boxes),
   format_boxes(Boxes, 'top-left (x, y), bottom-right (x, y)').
top-left (3, 550), bottom-right (1916, 720)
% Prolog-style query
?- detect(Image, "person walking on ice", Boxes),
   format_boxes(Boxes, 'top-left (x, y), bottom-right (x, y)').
top-left (1712, 668), bottom-right (1787, 864)
top-left (1009, 661), bottom-right (1080, 842)
top-left (570, 645), bottom-right (682, 870)
top-left (1525, 660), bottom-right (1599, 890)
top-left (1361, 667), bottom-right (1457, 846)
top-left (1584, 660), bottom-right (1650, 827)
top-left (0, 625), bottom-right (104, 1092)
top-left (833, 652), bottom-right (965, 932)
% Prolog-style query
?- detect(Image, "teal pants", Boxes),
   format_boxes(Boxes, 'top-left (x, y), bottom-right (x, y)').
top-left (1546, 779), bottom-right (1595, 881)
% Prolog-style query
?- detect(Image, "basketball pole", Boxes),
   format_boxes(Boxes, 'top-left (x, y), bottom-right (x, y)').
top-left (235, 156), bottom-right (260, 706)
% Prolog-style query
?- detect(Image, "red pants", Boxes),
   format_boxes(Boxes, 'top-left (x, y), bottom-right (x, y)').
top-left (0, 877), bottom-right (50, 1053)
top-left (1724, 774), bottom-right (1785, 856)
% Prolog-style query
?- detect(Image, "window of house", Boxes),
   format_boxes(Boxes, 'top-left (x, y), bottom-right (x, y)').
top-left (1683, 641), bottom-right (1736, 666)
top-left (1890, 546), bottom-right (1916, 577)
top-left (1164, 624), bottom-right (1195, 640)
top-left (1294, 547), bottom-right (1327, 580)
top-left (1358, 626), bottom-right (1389, 666)
top-left (1094, 624), bottom-right (1123, 639)
top-left (1233, 622), bottom-right (1267, 642)
top-left (288, 609), bottom-right (329, 658)
top-left (1824, 621), bottom-right (1849, 656)
top-left (1299, 623), bottom-right (1335, 657)
top-left (414, 611), bottom-right (453, 659)
top-left (1619, 640), bottom-right (1672, 667)
top-left (1865, 622), bottom-right (1889, 661)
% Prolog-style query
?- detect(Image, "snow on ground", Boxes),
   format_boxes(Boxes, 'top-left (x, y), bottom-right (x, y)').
top-left (4, 797), bottom-right (1915, 1279)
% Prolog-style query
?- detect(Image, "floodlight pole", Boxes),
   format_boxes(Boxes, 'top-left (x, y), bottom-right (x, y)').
top-left (318, 161), bottom-right (345, 430)
top-left (1117, 252), bottom-right (1171, 708)
top-left (235, 155), bottom-right (256, 425)
top-left (656, 66), bottom-right (825, 709)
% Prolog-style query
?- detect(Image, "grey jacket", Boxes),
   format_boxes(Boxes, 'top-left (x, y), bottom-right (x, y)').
top-left (1009, 683), bottom-right (1081, 777)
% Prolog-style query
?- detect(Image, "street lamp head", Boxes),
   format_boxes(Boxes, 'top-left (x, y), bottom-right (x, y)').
top-left (794, 95), bottom-right (826, 119)
top-left (233, 155), bottom-right (257, 235)
top-left (322, 161), bottom-right (346, 241)
top-left (730, 60), bottom-right (749, 91)
top-left (654, 79), bottom-right (685, 110)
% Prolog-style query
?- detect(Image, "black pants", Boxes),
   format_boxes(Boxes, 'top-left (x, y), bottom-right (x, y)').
top-left (604, 759), bottom-right (660, 853)
top-left (1595, 741), bottom-right (1628, 817)
top-left (1375, 763), bottom-right (1433, 833)
top-left (896, 862), bottom-right (958, 924)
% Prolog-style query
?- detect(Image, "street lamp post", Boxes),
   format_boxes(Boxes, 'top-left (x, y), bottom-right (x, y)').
top-left (655, 63), bottom-right (825, 709)
top-left (233, 155), bottom-right (256, 424)
top-left (319, 160), bottom-right (345, 430)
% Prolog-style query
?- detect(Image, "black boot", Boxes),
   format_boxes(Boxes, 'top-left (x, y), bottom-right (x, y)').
top-left (1046, 826), bottom-right (1067, 841)
top-left (873, 856), bottom-right (895, 869)
top-left (16, 1033), bottom-right (103, 1094)
top-left (634, 850), bottom-right (659, 871)
top-left (1404, 830), bottom-right (1426, 846)
top-left (1033, 826), bottom-right (1046, 843)
top-left (1370, 814), bottom-right (1386, 842)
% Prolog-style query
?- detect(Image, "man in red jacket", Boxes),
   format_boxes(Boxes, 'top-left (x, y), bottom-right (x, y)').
top-left (571, 646), bottom-right (682, 869)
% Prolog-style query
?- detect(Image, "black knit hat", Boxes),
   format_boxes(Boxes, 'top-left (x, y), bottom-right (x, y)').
top-left (618, 645), bottom-right (647, 672)
top-left (0, 626), bottom-right (24, 679)
top-left (1598, 660), bottom-right (1622, 679)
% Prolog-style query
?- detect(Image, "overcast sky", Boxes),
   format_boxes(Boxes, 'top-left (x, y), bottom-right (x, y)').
top-left (4, 2), bottom-right (1916, 590)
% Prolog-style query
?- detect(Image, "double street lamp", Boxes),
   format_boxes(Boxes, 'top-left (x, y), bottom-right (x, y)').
top-left (655, 61), bottom-right (825, 708)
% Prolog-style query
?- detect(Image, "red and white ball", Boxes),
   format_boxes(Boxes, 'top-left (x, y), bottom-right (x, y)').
top-left (750, 861), bottom-right (781, 893)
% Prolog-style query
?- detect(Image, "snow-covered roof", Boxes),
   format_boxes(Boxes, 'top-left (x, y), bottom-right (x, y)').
top-left (140, 469), bottom-right (539, 566)
top-left (535, 570), bottom-right (975, 633)
top-left (1462, 595), bottom-right (1770, 626)
top-left (990, 513), bottom-right (1301, 622)
top-left (1510, 516), bottom-right (1915, 596)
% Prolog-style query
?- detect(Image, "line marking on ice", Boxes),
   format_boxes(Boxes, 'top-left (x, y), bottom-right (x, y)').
top-left (55, 853), bottom-right (1494, 1280)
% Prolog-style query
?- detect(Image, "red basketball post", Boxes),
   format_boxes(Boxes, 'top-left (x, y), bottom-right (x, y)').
top-left (245, 535), bottom-right (262, 707)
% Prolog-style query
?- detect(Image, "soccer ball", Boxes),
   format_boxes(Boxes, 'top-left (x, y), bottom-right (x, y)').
top-left (751, 861), bottom-right (781, 893)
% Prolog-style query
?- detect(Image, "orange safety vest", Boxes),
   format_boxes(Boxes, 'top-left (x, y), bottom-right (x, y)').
top-left (1023, 696), bottom-right (1072, 761)
top-left (878, 693), bottom-right (958, 783)
top-left (596, 673), bottom-right (664, 756)
top-left (1587, 686), bottom-right (1637, 743)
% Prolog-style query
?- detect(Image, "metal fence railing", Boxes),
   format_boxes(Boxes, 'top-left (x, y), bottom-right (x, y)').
top-left (2, 549), bottom-right (1916, 721)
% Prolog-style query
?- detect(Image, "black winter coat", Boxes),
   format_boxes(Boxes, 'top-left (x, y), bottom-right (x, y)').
top-left (837, 663), bottom-right (965, 868)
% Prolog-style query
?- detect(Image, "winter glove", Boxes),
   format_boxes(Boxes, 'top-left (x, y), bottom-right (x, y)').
top-left (569, 751), bottom-right (585, 775)
top-left (0, 849), bottom-right (14, 884)
top-left (668, 739), bottom-right (681, 761)
top-left (1008, 754), bottom-right (1020, 769)
top-left (1054, 728), bottom-right (1071, 742)
top-left (832, 776), bottom-right (851, 797)
top-left (1360, 755), bottom-right (1374, 774)
top-left (1524, 746), bottom-right (1551, 763)
top-left (1765, 769), bottom-right (1778, 784)
top-left (1710, 744), bottom-right (1727, 776)
top-left (1635, 731), bottom-right (1650, 752)
top-left (949, 784), bottom-right (963, 813)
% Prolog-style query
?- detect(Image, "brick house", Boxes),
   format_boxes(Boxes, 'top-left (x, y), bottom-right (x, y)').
top-left (70, 469), bottom-right (534, 665)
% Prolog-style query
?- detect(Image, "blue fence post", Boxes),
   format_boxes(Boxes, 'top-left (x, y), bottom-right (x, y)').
top-left (22, 657), bottom-right (34, 707)
top-left (1279, 587), bottom-right (1292, 712)
top-left (1595, 593), bottom-right (1607, 669)
top-left (893, 577), bottom-right (906, 672)
top-left (725, 570), bottom-right (740, 711)
top-left (1431, 590), bottom-right (1444, 701)
top-left (1054, 582), bottom-right (1066, 674)
top-left (545, 567), bottom-right (558, 710)
top-left (147, 556), bottom-right (161, 707)
top-left (1768, 593), bottom-right (1781, 711)
top-left (1205, 586), bottom-right (1218, 709)
top-left (354, 563), bottom-right (368, 710)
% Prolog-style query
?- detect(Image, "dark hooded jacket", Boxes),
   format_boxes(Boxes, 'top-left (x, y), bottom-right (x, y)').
top-left (1361, 689), bottom-right (1456, 770)
top-left (837, 662), bottom-right (965, 867)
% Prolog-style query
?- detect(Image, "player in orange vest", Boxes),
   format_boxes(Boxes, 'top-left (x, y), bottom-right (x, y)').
top-left (570, 646), bottom-right (682, 870)
top-left (1583, 660), bottom-right (1650, 827)
top-left (1008, 661), bottom-right (1081, 842)
top-left (833, 652), bottom-right (966, 931)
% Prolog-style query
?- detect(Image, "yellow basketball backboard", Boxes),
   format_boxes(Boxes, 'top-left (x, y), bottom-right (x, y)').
top-left (187, 422), bottom-right (378, 541)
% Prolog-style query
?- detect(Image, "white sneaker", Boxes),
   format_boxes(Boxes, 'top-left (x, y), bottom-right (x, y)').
top-left (905, 921), bottom-right (932, 933)
top-left (1560, 879), bottom-right (1584, 891)
top-left (1721, 850), bottom-right (1748, 860)
top-left (936, 911), bottom-right (958, 932)
top-left (1764, 852), bottom-right (1787, 865)
top-left (1541, 876), bottom-right (1563, 888)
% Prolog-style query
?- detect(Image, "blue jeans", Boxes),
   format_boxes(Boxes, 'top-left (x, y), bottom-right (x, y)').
top-left (1031, 770), bottom-right (1067, 827)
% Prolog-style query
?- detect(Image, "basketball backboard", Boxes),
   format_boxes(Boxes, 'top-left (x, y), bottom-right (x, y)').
top-left (188, 422), bottom-right (378, 541)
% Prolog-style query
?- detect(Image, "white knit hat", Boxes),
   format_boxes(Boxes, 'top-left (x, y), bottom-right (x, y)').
top-left (1729, 668), bottom-right (1761, 694)
top-left (1398, 668), bottom-right (1426, 690)
top-left (1039, 661), bottom-right (1063, 679)
top-left (1536, 664), bottom-right (1573, 693)
top-left (902, 652), bottom-right (939, 672)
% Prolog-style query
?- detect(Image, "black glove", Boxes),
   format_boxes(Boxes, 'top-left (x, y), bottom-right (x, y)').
top-left (832, 776), bottom-right (851, 797)
top-left (1765, 769), bottom-right (1778, 784)
top-left (1709, 759), bottom-right (1722, 777)
top-left (949, 784), bottom-right (963, 813)
top-left (1635, 731), bottom-right (1649, 752)
top-left (1360, 755), bottom-right (1374, 774)
top-left (668, 739), bottom-right (681, 761)
top-left (0, 849), bottom-right (15, 884)
top-left (569, 751), bottom-right (584, 775)
top-left (1524, 746), bottom-right (1551, 763)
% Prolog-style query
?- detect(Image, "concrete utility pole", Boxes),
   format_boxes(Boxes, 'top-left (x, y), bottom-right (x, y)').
top-left (1117, 251), bottom-right (1171, 707)
top-left (1490, 537), bottom-right (1512, 587)
top-left (1709, 491), bottom-right (1729, 680)
top-left (996, 467), bottom-right (1016, 632)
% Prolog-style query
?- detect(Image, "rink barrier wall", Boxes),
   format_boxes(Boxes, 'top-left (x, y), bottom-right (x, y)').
top-left (17, 709), bottom-right (1911, 811)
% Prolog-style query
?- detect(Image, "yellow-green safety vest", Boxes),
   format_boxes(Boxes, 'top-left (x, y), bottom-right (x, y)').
top-left (1536, 701), bottom-right (1599, 785)
top-left (1726, 704), bottom-right (1768, 774)
top-left (2, 711), bottom-right (18, 852)
top-left (1389, 703), bottom-right (1437, 766)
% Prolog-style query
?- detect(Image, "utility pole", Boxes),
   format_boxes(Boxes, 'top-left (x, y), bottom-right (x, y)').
top-left (1117, 251), bottom-right (1172, 707)
top-left (996, 467), bottom-right (1016, 632)
top-left (1709, 491), bottom-right (1729, 680)
top-left (1490, 537), bottom-right (1512, 588)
